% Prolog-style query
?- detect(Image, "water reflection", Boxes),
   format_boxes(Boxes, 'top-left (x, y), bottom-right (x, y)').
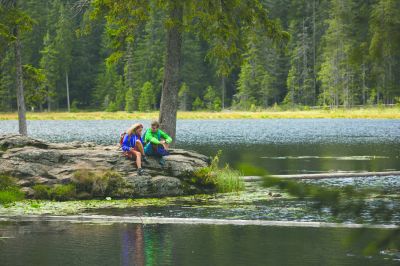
top-left (120, 216), bottom-right (174, 266)
top-left (122, 225), bottom-right (145, 266)
top-left (0, 221), bottom-right (399, 266)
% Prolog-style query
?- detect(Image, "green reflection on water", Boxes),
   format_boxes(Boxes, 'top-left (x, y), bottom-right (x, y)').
top-left (187, 143), bottom-right (400, 175)
top-left (0, 221), bottom-right (399, 266)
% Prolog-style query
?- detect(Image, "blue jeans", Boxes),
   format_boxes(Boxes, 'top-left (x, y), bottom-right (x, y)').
top-left (144, 143), bottom-right (169, 157)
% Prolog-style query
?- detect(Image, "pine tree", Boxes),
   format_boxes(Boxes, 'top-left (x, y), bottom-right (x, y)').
top-left (138, 81), bottom-right (154, 112)
top-left (125, 87), bottom-right (134, 112)
top-left (235, 33), bottom-right (283, 109)
top-left (54, 2), bottom-right (74, 111)
top-left (23, 64), bottom-right (46, 111)
top-left (204, 85), bottom-right (221, 111)
top-left (39, 31), bottom-right (58, 111)
top-left (0, 50), bottom-right (15, 111)
top-left (318, 0), bottom-right (357, 107)
top-left (178, 82), bottom-right (189, 111)
top-left (192, 97), bottom-right (204, 111)
top-left (129, 4), bottom-right (165, 109)
top-left (285, 15), bottom-right (314, 106)
top-left (369, 0), bottom-right (400, 104)
top-left (0, 0), bottom-right (33, 135)
top-left (90, 0), bottom-right (287, 141)
top-left (182, 33), bottom-right (214, 109)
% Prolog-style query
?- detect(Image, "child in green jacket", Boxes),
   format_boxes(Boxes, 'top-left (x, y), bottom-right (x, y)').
top-left (144, 120), bottom-right (172, 165)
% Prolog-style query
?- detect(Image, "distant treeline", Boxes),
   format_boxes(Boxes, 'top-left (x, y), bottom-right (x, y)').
top-left (1, 0), bottom-right (399, 112)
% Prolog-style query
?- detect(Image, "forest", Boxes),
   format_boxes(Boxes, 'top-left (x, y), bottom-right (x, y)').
top-left (1, 0), bottom-right (399, 113)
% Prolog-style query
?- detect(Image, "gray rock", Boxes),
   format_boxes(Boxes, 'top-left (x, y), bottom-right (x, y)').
top-left (0, 134), bottom-right (211, 198)
top-left (151, 175), bottom-right (184, 196)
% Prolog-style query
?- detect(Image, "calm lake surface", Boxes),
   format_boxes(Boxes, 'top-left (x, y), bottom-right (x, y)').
top-left (1, 119), bottom-right (399, 265)
top-left (1, 221), bottom-right (399, 266)
top-left (1, 119), bottom-right (399, 174)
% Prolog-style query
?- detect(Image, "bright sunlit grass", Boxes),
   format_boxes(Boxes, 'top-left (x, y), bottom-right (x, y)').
top-left (0, 106), bottom-right (399, 120)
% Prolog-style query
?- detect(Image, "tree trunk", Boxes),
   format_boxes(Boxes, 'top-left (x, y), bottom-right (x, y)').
top-left (221, 76), bottom-right (225, 110)
top-left (47, 95), bottom-right (51, 112)
top-left (66, 71), bottom-right (70, 112)
top-left (159, 4), bottom-right (183, 143)
top-left (362, 63), bottom-right (366, 105)
top-left (312, 0), bottom-right (317, 105)
top-left (13, 24), bottom-right (28, 136)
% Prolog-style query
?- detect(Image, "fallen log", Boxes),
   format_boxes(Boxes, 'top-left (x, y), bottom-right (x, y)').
top-left (244, 171), bottom-right (400, 182)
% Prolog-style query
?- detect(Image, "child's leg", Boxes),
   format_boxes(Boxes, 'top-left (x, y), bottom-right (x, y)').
top-left (135, 140), bottom-right (145, 156)
top-left (131, 150), bottom-right (142, 169)
top-left (144, 143), bottom-right (154, 156)
top-left (156, 145), bottom-right (169, 156)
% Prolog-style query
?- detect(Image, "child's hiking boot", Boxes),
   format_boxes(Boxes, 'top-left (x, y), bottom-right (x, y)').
top-left (137, 168), bottom-right (145, 175)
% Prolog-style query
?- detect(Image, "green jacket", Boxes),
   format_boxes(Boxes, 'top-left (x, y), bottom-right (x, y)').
top-left (144, 129), bottom-right (172, 145)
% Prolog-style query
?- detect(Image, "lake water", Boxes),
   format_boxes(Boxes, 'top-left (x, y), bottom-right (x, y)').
top-left (0, 221), bottom-right (399, 266)
top-left (1, 119), bottom-right (399, 174)
top-left (86, 177), bottom-right (400, 224)
top-left (1, 119), bottom-right (400, 265)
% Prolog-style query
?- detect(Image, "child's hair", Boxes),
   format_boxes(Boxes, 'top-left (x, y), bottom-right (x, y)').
top-left (151, 120), bottom-right (160, 128)
top-left (127, 123), bottom-right (143, 135)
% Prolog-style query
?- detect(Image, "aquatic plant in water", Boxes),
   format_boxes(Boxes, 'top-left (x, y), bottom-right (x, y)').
top-left (194, 151), bottom-right (245, 193)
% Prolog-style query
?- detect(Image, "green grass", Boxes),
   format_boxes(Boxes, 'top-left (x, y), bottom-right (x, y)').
top-left (31, 170), bottom-right (126, 201)
top-left (214, 166), bottom-right (245, 193)
top-left (0, 106), bottom-right (399, 120)
top-left (72, 169), bottom-right (126, 198)
top-left (0, 175), bottom-right (24, 205)
top-left (32, 184), bottom-right (76, 201)
top-left (0, 190), bottom-right (24, 204)
top-left (194, 151), bottom-right (245, 193)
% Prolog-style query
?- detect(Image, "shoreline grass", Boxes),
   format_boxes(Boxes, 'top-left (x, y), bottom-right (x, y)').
top-left (0, 107), bottom-right (399, 120)
top-left (194, 151), bottom-right (245, 193)
top-left (0, 175), bottom-right (25, 205)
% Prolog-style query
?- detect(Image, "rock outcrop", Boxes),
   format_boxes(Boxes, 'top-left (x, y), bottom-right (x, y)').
top-left (0, 134), bottom-right (210, 198)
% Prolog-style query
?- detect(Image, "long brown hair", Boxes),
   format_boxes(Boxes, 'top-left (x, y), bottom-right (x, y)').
top-left (127, 123), bottom-right (143, 136)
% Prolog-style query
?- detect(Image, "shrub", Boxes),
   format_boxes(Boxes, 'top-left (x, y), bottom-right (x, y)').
top-left (250, 104), bottom-right (257, 112)
top-left (103, 171), bottom-right (126, 196)
top-left (138, 81), bottom-right (155, 112)
top-left (70, 100), bottom-right (79, 112)
top-left (0, 175), bottom-right (17, 190)
top-left (192, 97), bottom-right (204, 110)
top-left (32, 184), bottom-right (51, 199)
top-left (32, 184), bottom-right (76, 201)
top-left (73, 169), bottom-right (108, 196)
top-left (72, 169), bottom-right (96, 193)
top-left (52, 184), bottom-right (76, 200)
top-left (125, 88), bottom-right (135, 112)
top-left (106, 101), bottom-right (118, 112)
top-left (73, 169), bottom-right (125, 197)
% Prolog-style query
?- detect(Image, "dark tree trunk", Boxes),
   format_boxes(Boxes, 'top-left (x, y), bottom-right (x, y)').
top-left (66, 71), bottom-right (70, 112)
top-left (221, 76), bottom-right (225, 110)
top-left (13, 20), bottom-right (28, 136)
top-left (159, 3), bottom-right (183, 143)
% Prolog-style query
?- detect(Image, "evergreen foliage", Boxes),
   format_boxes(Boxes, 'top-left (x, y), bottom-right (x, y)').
top-left (1, 0), bottom-right (399, 113)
